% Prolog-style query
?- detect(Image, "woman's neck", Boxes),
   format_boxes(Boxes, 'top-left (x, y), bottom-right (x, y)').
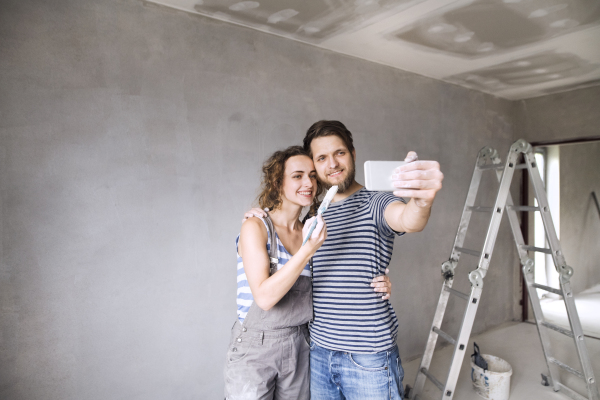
top-left (269, 203), bottom-right (303, 231)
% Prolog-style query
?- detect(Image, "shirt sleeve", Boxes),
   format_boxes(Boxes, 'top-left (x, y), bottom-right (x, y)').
top-left (370, 192), bottom-right (407, 238)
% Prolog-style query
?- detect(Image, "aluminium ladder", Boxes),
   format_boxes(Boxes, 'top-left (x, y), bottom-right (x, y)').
top-left (407, 139), bottom-right (599, 400)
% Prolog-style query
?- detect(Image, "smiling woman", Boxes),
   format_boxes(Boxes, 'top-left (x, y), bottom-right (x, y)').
top-left (257, 146), bottom-right (322, 217)
top-left (224, 146), bottom-right (327, 400)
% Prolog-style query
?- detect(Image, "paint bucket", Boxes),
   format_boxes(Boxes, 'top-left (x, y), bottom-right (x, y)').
top-left (471, 354), bottom-right (512, 400)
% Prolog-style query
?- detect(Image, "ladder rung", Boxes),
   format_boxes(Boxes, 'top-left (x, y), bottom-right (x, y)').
top-left (420, 367), bottom-right (445, 391)
top-left (521, 245), bottom-right (552, 254)
top-left (454, 247), bottom-right (482, 257)
top-left (531, 283), bottom-right (562, 296)
top-left (541, 321), bottom-right (574, 338)
top-left (549, 357), bottom-right (585, 380)
top-left (478, 163), bottom-right (527, 170)
top-left (508, 205), bottom-right (540, 212)
top-left (444, 286), bottom-right (470, 301)
top-left (478, 163), bottom-right (504, 170)
top-left (467, 206), bottom-right (493, 212)
top-left (432, 326), bottom-right (457, 346)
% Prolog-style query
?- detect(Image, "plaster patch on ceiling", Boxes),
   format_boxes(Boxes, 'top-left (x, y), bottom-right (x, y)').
top-left (390, 0), bottom-right (600, 58)
top-left (193, 0), bottom-right (416, 43)
top-left (229, 2), bottom-right (259, 12)
top-left (447, 52), bottom-right (600, 93)
top-left (268, 9), bottom-right (299, 24)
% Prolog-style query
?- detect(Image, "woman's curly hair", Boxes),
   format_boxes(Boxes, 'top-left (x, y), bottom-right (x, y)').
top-left (257, 146), bottom-right (323, 216)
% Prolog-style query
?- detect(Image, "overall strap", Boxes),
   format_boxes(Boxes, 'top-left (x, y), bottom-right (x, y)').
top-left (262, 213), bottom-right (279, 276)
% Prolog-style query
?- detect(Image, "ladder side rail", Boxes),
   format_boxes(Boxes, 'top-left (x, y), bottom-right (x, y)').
top-left (411, 286), bottom-right (452, 398)
top-left (450, 154), bottom-right (490, 260)
top-left (561, 283), bottom-right (599, 399)
top-left (525, 151), bottom-right (600, 400)
top-left (504, 193), bottom-right (562, 392)
top-left (442, 146), bottom-right (521, 400)
top-left (493, 158), bottom-right (529, 262)
top-left (523, 151), bottom-right (566, 271)
top-left (500, 193), bottom-right (528, 259)
top-left (522, 251), bottom-right (564, 392)
top-left (497, 148), bottom-right (563, 393)
top-left (556, 383), bottom-right (590, 400)
top-left (441, 285), bottom-right (483, 400)
top-left (410, 148), bottom-right (492, 400)
top-left (471, 146), bottom-right (520, 280)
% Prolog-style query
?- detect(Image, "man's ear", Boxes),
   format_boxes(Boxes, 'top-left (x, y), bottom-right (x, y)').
top-left (352, 149), bottom-right (356, 161)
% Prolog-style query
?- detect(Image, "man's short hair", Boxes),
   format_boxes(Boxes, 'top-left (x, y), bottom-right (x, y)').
top-left (303, 120), bottom-right (355, 157)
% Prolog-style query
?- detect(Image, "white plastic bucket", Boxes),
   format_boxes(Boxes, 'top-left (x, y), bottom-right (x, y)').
top-left (471, 354), bottom-right (513, 400)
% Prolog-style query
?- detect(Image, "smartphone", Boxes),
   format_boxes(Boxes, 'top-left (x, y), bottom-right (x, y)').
top-left (364, 161), bottom-right (406, 191)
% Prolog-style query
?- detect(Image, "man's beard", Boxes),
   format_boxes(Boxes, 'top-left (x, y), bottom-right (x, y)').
top-left (325, 159), bottom-right (355, 194)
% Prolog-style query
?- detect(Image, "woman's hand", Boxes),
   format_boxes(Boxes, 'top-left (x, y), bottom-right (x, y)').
top-left (302, 215), bottom-right (327, 254)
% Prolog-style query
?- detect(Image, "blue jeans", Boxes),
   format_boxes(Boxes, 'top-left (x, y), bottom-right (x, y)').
top-left (310, 342), bottom-right (404, 399)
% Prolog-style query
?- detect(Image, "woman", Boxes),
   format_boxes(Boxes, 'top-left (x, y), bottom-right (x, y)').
top-left (224, 146), bottom-right (326, 400)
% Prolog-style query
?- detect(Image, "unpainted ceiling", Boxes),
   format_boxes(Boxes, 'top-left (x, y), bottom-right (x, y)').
top-left (146, 0), bottom-right (600, 100)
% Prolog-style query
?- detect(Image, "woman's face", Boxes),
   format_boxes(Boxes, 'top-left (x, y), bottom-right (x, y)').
top-left (281, 155), bottom-right (317, 208)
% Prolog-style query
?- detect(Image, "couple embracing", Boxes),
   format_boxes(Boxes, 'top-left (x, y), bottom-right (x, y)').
top-left (224, 120), bottom-right (443, 400)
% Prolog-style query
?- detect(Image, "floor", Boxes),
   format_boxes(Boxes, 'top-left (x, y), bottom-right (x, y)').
top-left (540, 283), bottom-right (600, 339)
top-left (402, 321), bottom-right (600, 400)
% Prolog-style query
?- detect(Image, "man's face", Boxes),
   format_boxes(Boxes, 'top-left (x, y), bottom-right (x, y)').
top-left (310, 135), bottom-right (356, 193)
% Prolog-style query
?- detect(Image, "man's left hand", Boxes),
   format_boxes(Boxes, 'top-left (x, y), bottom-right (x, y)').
top-left (371, 269), bottom-right (392, 300)
top-left (391, 151), bottom-right (443, 208)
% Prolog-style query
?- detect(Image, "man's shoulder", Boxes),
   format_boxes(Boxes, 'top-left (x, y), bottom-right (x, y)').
top-left (332, 189), bottom-right (401, 212)
top-left (328, 189), bottom-right (400, 215)
top-left (363, 190), bottom-right (402, 207)
top-left (351, 188), bottom-right (391, 203)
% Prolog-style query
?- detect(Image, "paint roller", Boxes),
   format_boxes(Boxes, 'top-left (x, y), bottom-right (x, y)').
top-left (302, 185), bottom-right (338, 245)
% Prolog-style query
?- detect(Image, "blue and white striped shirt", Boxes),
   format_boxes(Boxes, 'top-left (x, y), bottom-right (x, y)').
top-left (309, 188), bottom-right (405, 353)
top-left (236, 217), bottom-right (311, 323)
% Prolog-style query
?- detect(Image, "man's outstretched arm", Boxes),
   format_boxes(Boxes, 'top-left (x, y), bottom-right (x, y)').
top-left (385, 151), bottom-right (444, 233)
top-left (241, 210), bottom-right (394, 299)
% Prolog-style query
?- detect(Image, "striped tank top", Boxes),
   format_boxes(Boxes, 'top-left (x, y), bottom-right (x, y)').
top-left (236, 217), bottom-right (311, 323)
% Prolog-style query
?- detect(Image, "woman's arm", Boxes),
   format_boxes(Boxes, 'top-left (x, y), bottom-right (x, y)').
top-left (239, 216), bottom-right (326, 311)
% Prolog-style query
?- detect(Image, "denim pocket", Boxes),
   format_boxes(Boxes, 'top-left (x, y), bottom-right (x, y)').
top-left (349, 352), bottom-right (388, 371)
top-left (397, 356), bottom-right (405, 398)
top-left (397, 356), bottom-right (404, 381)
top-left (309, 341), bottom-right (317, 351)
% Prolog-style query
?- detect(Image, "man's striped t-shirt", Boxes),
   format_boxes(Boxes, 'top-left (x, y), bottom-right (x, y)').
top-left (309, 188), bottom-right (405, 353)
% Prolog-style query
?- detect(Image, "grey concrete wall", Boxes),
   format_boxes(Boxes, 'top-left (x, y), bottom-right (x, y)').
top-left (0, 0), bottom-right (520, 398)
top-left (515, 85), bottom-right (600, 143)
top-left (560, 142), bottom-right (600, 293)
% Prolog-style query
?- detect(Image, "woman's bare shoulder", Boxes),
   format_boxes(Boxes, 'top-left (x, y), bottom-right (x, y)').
top-left (239, 217), bottom-right (268, 256)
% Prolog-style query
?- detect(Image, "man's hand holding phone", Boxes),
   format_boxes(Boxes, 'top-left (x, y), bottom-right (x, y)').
top-left (392, 151), bottom-right (443, 207)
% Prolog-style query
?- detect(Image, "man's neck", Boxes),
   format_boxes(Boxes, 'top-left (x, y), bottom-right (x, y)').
top-left (332, 181), bottom-right (363, 203)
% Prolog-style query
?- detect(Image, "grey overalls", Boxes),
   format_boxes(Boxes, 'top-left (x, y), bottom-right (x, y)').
top-left (224, 214), bottom-right (313, 400)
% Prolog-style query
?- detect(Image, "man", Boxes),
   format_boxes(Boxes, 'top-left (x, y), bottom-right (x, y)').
top-left (245, 120), bottom-right (443, 399)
